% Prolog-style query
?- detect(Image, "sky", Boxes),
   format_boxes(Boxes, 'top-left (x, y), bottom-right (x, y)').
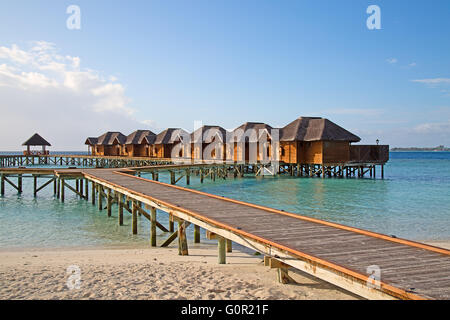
top-left (0, 0), bottom-right (449, 150)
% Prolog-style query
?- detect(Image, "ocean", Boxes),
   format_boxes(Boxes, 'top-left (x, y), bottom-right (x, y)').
top-left (0, 152), bottom-right (449, 249)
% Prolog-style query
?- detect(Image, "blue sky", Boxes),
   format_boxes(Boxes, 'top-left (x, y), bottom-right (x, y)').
top-left (0, 0), bottom-right (449, 150)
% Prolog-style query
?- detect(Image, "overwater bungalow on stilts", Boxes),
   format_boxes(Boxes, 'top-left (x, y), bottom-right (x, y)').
top-left (123, 130), bottom-right (156, 157)
top-left (229, 122), bottom-right (274, 163)
top-left (89, 132), bottom-right (127, 156)
top-left (190, 125), bottom-right (228, 161)
top-left (151, 128), bottom-right (189, 159)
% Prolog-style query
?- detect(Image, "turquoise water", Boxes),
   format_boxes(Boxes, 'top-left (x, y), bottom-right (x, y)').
top-left (0, 152), bottom-right (449, 249)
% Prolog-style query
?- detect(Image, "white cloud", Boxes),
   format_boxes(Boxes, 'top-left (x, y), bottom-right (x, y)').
top-left (408, 62), bottom-right (417, 67)
top-left (0, 42), bottom-right (155, 150)
top-left (386, 58), bottom-right (398, 64)
top-left (412, 78), bottom-right (450, 84)
top-left (414, 121), bottom-right (450, 134)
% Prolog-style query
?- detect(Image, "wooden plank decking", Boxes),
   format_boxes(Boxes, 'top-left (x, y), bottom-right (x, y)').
top-left (81, 168), bottom-right (450, 300)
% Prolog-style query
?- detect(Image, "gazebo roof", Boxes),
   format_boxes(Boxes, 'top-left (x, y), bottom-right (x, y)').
top-left (22, 133), bottom-right (51, 146)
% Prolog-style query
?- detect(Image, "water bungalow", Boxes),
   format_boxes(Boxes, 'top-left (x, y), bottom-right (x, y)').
top-left (22, 133), bottom-right (51, 156)
top-left (123, 130), bottom-right (156, 157)
top-left (151, 128), bottom-right (189, 159)
top-left (279, 117), bottom-right (361, 164)
top-left (229, 122), bottom-right (274, 162)
top-left (190, 125), bottom-right (228, 161)
top-left (89, 132), bottom-right (127, 157)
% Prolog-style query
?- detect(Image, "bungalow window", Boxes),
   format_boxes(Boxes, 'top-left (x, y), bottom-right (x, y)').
top-left (281, 147), bottom-right (285, 156)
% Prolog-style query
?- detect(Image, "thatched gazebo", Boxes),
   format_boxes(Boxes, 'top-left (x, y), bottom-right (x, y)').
top-left (22, 133), bottom-right (51, 155)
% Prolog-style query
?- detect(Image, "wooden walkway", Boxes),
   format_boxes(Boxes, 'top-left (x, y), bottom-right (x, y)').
top-left (81, 168), bottom-right (450, 300)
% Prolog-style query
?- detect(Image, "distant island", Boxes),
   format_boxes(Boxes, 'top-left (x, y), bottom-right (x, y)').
top-left (391, 145), bottom-right (450, 152)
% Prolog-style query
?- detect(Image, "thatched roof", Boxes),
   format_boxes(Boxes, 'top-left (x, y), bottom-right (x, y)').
top-left (190, 125), bottom-right (228, 144)
top-left (280, 117), bottom-right (360, 142)
top-left (22, 133), bottom-right (51, 146)
top-left (84, 137), bottom-right (98, 145)
top-left (229, 122), bottom-right (273, 143)
top-left (96, 132), bottom-right (127, 145)
top-left (154, 128), bottom-right (189, 145)
top-left (125, 130), bottom-right (156, 145)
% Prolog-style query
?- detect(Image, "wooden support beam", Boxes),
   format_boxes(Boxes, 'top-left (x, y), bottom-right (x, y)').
top-left (194, 225), bottom-right (200, 243)
top-left (150, 206), bottom-right (157, 247)
top-left (178, 220), bottom-right (189, 256)
top-left (218, 237), bottom-right (226, 264)
top-left (91, 181), bottom-right (95, 205)
top-left (118, 193), bottom-right (123, 226)
top-left (169, 213), bottom-right (174, 232)
top-left (17, 174), bottom-right (22, 193)
top-left (226, 239), bottom-right (232, 253)
top-left (97, 184), bottom-right (102, 210)
top-left (35, 177), bottom-right (55, 194)
top-left (161, 230), bottom-right (178, 247)
top-left (132, 200), bottom-right (137, 234)
top-left (84, 179), bottom-right (88, 201)
top-left (0, 174), bottom-right (4, 196)
top-left (62, 181), bottom-right (86, 199)
top-left (107, 188), bottom-right (112, 217)
top-left (33, 175), bottom-right (37, 197)
top-left (206, 230), bottom-right (218, 240)
top-left (60, 178), bottom-right (65, 203)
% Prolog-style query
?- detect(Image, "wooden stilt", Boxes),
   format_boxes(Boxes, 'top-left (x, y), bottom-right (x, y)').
top-left (84, 179), bottom-right (88, 201)
top-left (169, 213), bottom-right (174, 232)
top-left (226, 239), bottom-right (232, 253)
top-left (381, 165), bottom-right (384, 179)
top-left (91, 181), bottom-right (96, 205)
top-left (33, 175), bottom-right (37, 197)
top-left (186, 169), bottom-right (190, 185)
top-left (107, 188), bottom-right (112, 217)
top-left (150, 207), bottom-right (157, 247)
top-left (60, 178), bottom-right (65, 203)
top-left (1, 174), bottom-right (5, 196)
top-left (178, 220), bottom-right (188, 255)
top-left (132, 201), bottom-right (137, 234)
top-left (97, 185), bottom-right (102, 210)
top-left (18, 174), bottom-right (22, 193)
top-left (118, 193), bottom-right (123, 226)
top-left (218, 237), bottom-right (226, 264)
top-left (194, 225), bottom-right (200, 243)
top-left (53, 178), bottom-right (57, 195)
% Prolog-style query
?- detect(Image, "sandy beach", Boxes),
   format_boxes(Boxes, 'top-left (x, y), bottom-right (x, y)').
top-left (0, 242), bottom-right (358, 300)
top-left (0, 241), bottom-right (447, 300)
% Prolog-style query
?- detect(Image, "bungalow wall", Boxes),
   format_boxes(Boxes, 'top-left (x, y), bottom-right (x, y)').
top-left (192, 143), bottom-right (226, 161)
top-left (280, 141), bottom-right (350, 164)
top-left (151, 144), bottom-right (173, 158)
top-left (233, 142), bottom-right (272, 162)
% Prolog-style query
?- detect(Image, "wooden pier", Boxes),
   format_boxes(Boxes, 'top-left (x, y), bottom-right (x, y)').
top-left (1, 165), bottom-right (449, 300)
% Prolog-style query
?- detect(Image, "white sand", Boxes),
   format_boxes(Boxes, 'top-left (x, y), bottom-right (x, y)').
top-left (1, 241), bottom-right (447, 300)
top-left (0, 243), bottom-right (356, 300)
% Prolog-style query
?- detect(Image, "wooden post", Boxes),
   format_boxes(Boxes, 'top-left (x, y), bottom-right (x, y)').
top-left (18, 174), bottom-right (22, 193)
top-left (97, 185), bottom-right (102, 211)
top-left (226, 239), bottom-right (232, 253)
top-left (118, 193), bottom-right (123, 226)
top-left (194, 225), bottom-right (200, 243)
top-left (57, 178), bottom-right (60, 199)
top-left (91, 181), bottom-right (95, 205)
top-left (132, 201), bottom-right (137, 234)
top-left (218, 237), bottom-right (226, 264)
top-left (33, 175), bottom-right (37, 197)
top-left (80, 179), bottom-right (84, 197)
top-left (178, 220), bottom-right (188, 256)
top-left (186, 169), bottom-right (190, 185)
top-left (60, 178), bottom-right (65, 203)
top-left (381, 165), bottom-right (384, 179)
top-left (107, 188), bottom-right (112, 217)
top-left (170, 171), bottom-right (175, 185)
top-left (53, 178), bottom-right (57, 195)
top-left (1, 174), bottom-right (5, 196)
top-left (84, 179), bottom-right (88, 201)
top-left (150, 207), bottom-right (157, 247)
top-left (169, 213), bottom-right (174, 232)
